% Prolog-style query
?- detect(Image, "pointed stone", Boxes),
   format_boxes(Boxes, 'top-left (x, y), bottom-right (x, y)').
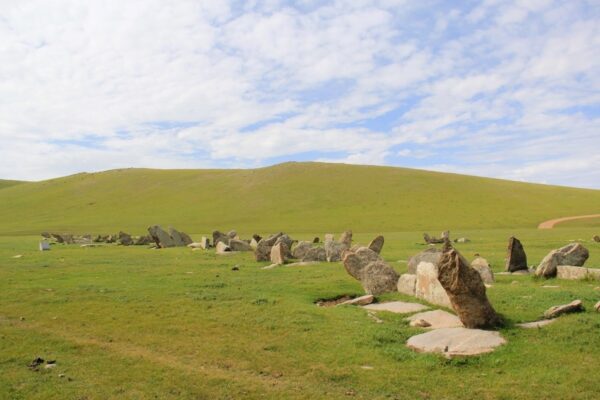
top-left (506, 236), bottom-right (527, 272)
top-left (367, 235), bottom-right (384, 254)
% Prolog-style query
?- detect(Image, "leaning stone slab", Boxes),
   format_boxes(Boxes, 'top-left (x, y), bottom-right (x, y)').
top-left (557, 265), bottom-right (590, 280)
top-left (397, 273), bottom-right (417, 296)
top-left (506, 236), bottom-right (528, 272)
top-left (406, 310), bottom-right (463, 329)
top-left (544, 299), bottom-right (584, 319)
top-left (343, 247), bottom-right (399, 295)
top-left (229, 239), bottom-right (253, 252)
top-left (339, 294), bottom-right (374, 306)
top-left (415, 262), bottom-right (452, 308)
top-left (368, 235), bottom-right (384, 254)
top-left (437, 246), bottom-right (503, 329)
top-left (406, 327), bottom-right (506, 357)
top-left (363, 301), bottom-right (428, 314)
top-left (517, 319), bottom-right (556, 329)
top-left (148, 225), bottom-right (175, 248)
top-left (169, 227), bottom-right (186, 246)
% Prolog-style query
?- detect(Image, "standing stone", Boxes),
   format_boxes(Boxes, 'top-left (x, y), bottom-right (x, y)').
top-left (212, 231), bottom-right (230, 246)
top-left (179, 232), bottom-right (193, 246)
top-left (544, 300), bottom-right (584, 319)
top-left (227, 230), bottom-right (239, 240)
top-left (342, 247), bottom-right (399, 295)
top-left (169, 227), bottom-right (186, 246)
top-left (270, 243), bottom-right (287, 265)
top-left (594, 301), bottom-right (600, 312)
top-left (39, 240), bottom-right (50, 251)
top-left (229, 239), bottom-right (253, 252)
top-left (292, 241), bottom-right (312, 259)
top-left (367, 235), bottom-right (384, 254)
top-left (471, 257), bottom-right (495, 284)
top-left (275, 235), bottom-right (294, 257)
top-left (200, 236), bottom-right (210, 249)
top-left (250, 238), bottom-right (259, 250)
top-left (302, 247), bottom-right (327, 262)
top-left (437, 245), bottom-right (503, 329)
top-left (397, 273), bottom-right (417, 296)
top-left (339, 230), bottom-right (352, 247)
top-left (324, 234), bottom-right (335, 243)
top-left (215, 241), bottom-right (232, 254)
top-left (313, 237), bottom-right (320, 244)
top-left (506, 236), bottom-right (528, 272)
top-left (407, 248), bottom-right (442, 274)
top-left (148, 225), bottom-right (175, 248)
top-left (415, 262), bottom-right (452, 308)
top-left (325, 241), bottom-right (347, 262)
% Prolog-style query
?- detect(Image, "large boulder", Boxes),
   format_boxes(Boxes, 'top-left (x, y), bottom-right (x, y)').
top-left (148, 225), bottom-right (175, 248)
top-left (407, 248), bottom-right (442, 274)
top-left (302, 247), bottom-right (327, 262)
top-left (506, 236), bottom-right (528, 272)
top-left (229, 239), bottom-right (253, 252)
top-left (471, 257), bottom-right (495, 284)
top-left (342, 247), bottom-right (399, 295)
top-left (536, 243), bottom-right (590, 278)
top-left (292, 241), bottom-right (312, 259)
top-left (168, 227), bottom-right (186, 246)
top-left (367, 235), bottom-right (384, 254)
top-left (437, 245), bottom-right (503, 329)
top-left (415, 262), bottom-right (452, 308)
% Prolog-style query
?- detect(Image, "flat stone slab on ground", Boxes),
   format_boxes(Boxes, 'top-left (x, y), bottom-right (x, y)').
top-left (363, 301), bottom-right (428, 314)
top-left (517, 319), bottom-right (556, 329)
top-left (405, 310), bottom-right (463, 329)
top-left (339, 294), bottom-right (374, 306)
top-left (406, 327), bottom-right (506, 357)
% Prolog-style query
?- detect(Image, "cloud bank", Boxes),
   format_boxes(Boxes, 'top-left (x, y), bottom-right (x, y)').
top-left (1, 0), bottom-right (599, 188)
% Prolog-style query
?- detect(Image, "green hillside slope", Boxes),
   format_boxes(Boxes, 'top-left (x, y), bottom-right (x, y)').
top-left (0, 179), bottom-right (25, 190)
top-left (0, 162), bottom-right (598, 235)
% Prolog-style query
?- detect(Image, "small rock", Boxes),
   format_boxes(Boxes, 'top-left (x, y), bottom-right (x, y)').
top-left (594, 301), bottom-right (600, 312)
top-left (215, 242), bottom-right (232, 254)
top-left (44, 363), bottom-right (56, 369)
top-left (360, 365), bottom-right (374, 370)
top-left (28, 357), bottom-right (44, 369)
top-left (367, 235), bottom-right (384, 254)
top-left (313, 237), bottom-right (320, 243)
top-left (12, 255), bottom-right (23, 259)
top-left (453, 237), bottom-right (470, 243)
top-left (339, 294), bottom-right (374, 306)
top-left (231, 266), bottom-right (240, 271)
top-left (270, 243), bottom-right (287, 265)
top-left (544, 299), bottom-right (584, 319)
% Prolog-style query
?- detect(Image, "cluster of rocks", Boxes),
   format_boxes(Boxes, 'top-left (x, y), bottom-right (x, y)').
top-left (147, 225), bottom-right (193, 248)
top-left (535, 243), bottom-right (590, 278)
top-left (93, 231), bottom-right (154, 246)
top-left (41, 232), bottom-right (93, 245)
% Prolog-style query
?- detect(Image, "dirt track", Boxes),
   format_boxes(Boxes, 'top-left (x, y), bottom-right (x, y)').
top-left (537, 214), bottom-right (600, 229)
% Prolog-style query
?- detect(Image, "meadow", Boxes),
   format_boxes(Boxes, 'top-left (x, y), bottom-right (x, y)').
top-left (1, 227), bottom-right (599, 399)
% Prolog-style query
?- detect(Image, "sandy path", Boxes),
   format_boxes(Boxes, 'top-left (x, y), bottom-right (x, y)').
top-left (537, 214), bottom-right (600, 229)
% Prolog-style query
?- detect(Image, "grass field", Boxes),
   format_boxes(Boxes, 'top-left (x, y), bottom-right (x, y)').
top-left (0, 179), bottom-right (25, 190)
top-left (1, 162), bottom-right (600, 235)
top-left (1, 228), bottom-right (600, 399)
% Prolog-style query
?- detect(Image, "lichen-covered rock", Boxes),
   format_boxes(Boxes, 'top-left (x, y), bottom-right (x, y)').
top-left (506, 236), bottom-right (528, 272)
top-left (397, 273), bottom-right (417, 296)
top-left (302, 247), bottom-right (327, 262)
top-left (229, 239), bottom-right (253, 252)
top-left (407, 248), bottom-right (442, 274)
top-left (292, 241), bottom-right (312, 259)
top-left (437, 245), bottom-right (503, 329)
top-left (536, 243), bottom-right (589, 278)
top-left (212, 231), bottom-right (229, 246)
top-left (368, 235), bottom-right (384, 254)
top-left (471, 257), bottom-right (495, 284)
top-left (148, 225), bottom-right (175, 248)
top-left (270, 242), bottom-right (287, 265)
top-left (343, 247), bottom-right (399, 295)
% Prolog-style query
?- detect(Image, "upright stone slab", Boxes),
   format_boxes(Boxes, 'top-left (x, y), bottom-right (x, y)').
top-left (250, 238), bottom-right (259, 250)
top-left (471, 257), bottom-right (495, 284)
top-left (506, 236), bottom-right (528, 272)
top-left (169, 227), bottom-right (186, 246)
top-left (212, 231), bottom-right (230, 246)
top-left (339, 230), bottom-right (352, 247)
top-left (215, 241), bottom-right (232, 254)
top-left (39, 240), bottom-right (50, 251)
top-left (415, 262), bottom-right (452, 308)
top-left (292, 241), bottom-right (312, 259)
top-left (437, 245), bottom-right (503, 329)
top-left (270, 243), bottom-right (287, 265)
top-left (367, 235), bottom-right (384, 254)
top-left (200, 236), bottom-right (210, 249)
top-left (148, 225), bottom-right (175, 248)
top-left (408, 248), bottom-right (442, 274)
top-left (397, 273), bottom-right (417, 296)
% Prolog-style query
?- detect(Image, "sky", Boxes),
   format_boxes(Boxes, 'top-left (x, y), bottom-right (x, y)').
top-left (0, 0), bottom-right (599, 188)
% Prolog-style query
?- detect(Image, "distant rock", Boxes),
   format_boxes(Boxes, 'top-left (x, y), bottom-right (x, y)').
top-left (367, 235), bottom-right (384, 254)
top-left (506, 236), bottom-right (528, 272)
top-left (212, 231), bottom-right (230, 246)
top-left (179, 232), bottom-right (193, 245)
top-left (325, 241), bottom-right (347, 262)
top-left (148, 225), bottom-right (175, 248)
top-left (229, 239), bottom-right (253, 252)
top-left (301, 247), bottom-right (327, 262)
top-left (227, 230), bottom-right (239, 239)
top-left (471, 257), bottom-right (495, 284)
top-left (39, 240), bottom-right (50, 251)
top-left (254, 233), bottom-right (284, 261)
top-left (270, 242), bottom-right (287, 265)
top-left (252, 234), bottom-right (262, 242)
top-left (133, 235), bottom-right (152, 245)
top-left (453, 237), bottom-right (470, 243)
top-left (215, 241), bottom-right (232, 254)
top-left (544, 299), bottom-right (584, 319)
top-left (407, 248), bottom-right (442, 274)
top-left (117, 231), bottom-right (133, 246)
top-left (593, 235), bottom-right (600, 243)
top-left (339, 230), bottom-right (353, 247)
top-left (313, 237), bottom-right (320, 244)
top-left (536, 243), bottom-right (589, 278)
top-left (168, 227), bottom-right (186, 246)
top-left (200, 236), bottom-right (210, 249)
top-left (437, 244), bottom-right (503, 329)
top-left (594, 301), bottom-right (600, 312)
top-left (292, 241), bottom-right (312, 259)
top-left (249, 238), bottom-right (259, 250)
top-left (324, 234), bottom-right (335, 243)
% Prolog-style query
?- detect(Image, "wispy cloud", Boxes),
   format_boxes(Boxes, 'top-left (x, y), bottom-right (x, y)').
top-left (0, 0), bottom-right (598, 188)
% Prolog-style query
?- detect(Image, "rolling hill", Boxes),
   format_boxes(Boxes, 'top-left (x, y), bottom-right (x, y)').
top-left (0, 162), bottom-right (598, 235)
top-left (0, 179), bottom-right (25, 190)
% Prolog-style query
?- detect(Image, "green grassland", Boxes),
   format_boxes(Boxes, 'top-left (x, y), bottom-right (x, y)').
top-left (0, 179), bottom-right (25, 190)
top-left (1, 228), bottom-right (600, 399)
top-left (0, 162), bottom-right (599, 235)
top-left (556, 216), bottom-right (600, 229)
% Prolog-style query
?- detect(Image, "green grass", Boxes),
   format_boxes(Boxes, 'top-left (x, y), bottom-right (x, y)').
top-left (556, 216), bottom-right (600, 229)
top-left (1, 228), bottom-right (600, 399)
top-left (0, 162), bottom-right (599, 235)
top-left (0, 179), bottom-right (26, 190)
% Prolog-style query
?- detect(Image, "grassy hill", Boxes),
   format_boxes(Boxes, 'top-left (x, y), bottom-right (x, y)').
top-left (0, 162), bottom-right (598, 235)
top-left (0, 179), bottom-right (25, 190)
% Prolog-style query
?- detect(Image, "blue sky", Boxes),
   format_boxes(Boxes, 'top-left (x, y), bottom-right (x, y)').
top-left (0, 0), bottom-right (599, 188)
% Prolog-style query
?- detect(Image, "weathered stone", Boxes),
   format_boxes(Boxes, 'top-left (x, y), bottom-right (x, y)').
top-left (557, 265), bottom-right (590, 280)
top-left (39, 240), bottom-right (50, 251)
top-left (252, 234), bottom-right (262, 242)
top-left (274, 235), bottom-right (294, 257)
top-left (215, 241), bottom-right (232, 254)
top-left (423, 233), bottom-right (444, 244)
top-left (187, 242), bottom-right (203, 249)
top-left (229, 239), bottom-right (253, 252)
top-left (324, 234), bottom-right (335, 243)
top-left (168, 227), bottom-right (186, 246)
top-left (363, 301), bottom-right (428, 314)
top-left (325, 240), bottom-right (348, 262)
top-left (437, 246), bottom-right (503, 329)
top-left (441, 231), bottom-right (450, 240)
top-left (263, 232), bottom-right (284, 246)
top-left (339, 294), bottom-right (374, 306)
top-left (593, 235), bottom-right (600, 243)
top-left (506, 236), bottom-right (528, 272)
top-left (406, 327), bottom-right (506, 357)
top-left (343, 248), bottom-right (399, 295)
top-left (212, 231), bottom-right (229, 246)
top-left (313, 237), bottom-right (320, 244)
top-left (302, 247), bottom-right (327, 262)
top-left (255, 241), bottom-right (272, 262)
top-left (544, 299), bottom-right (584, 319)
top-left (517, 319), bottom-right (556, 329)
top-left (179, 232), bottom-right (193, 246)
top-left (339, 230), bottom-right (353, 247)
top-left (133, 235), bottom-right (152, 246)
top-left (453, 237), bottom-right (470, 243)
top-left (397, 273), bottom-right (417, 296)
top-left (270, 243), bottom-right (287, 265)
top-left (227, 230), bottom-right (238, 239)
top-left (415, 262), bottom-right (452, 308)
top-left (410, 319), bottom-right (431, 327)
top-left (367, 235), bottom-right (384, 254)
top-left (407, 248), bottom-right (442, 274)
top-left (594, 301), bottom-right (600, 312)
top-left (406, 310), bottom-right (463, 329)
top-left (41, 232), bottom-right (51, 239)
top-left (559, 243), bottom-right (589, 266)
top-left (292, 241), bottom-right (312, 259)
top-left (117, 231), bottom-right (133, 246)
top-left (62, 234), bottom-right (74, 244)
top-left (51, 233), bottom-right (65, 243)
top-left (535, 250), bottom-right (561, 278)
top-left (344, 247), bottom-right (383, 278)
top-left (148, 225), bottom-right (175, 248)
top-left (471, 257), bottom-right (495, 284)
top-left (250, 238), bottom-right (259, 249)
top-left (200, 236), bottom-right (210, 249)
